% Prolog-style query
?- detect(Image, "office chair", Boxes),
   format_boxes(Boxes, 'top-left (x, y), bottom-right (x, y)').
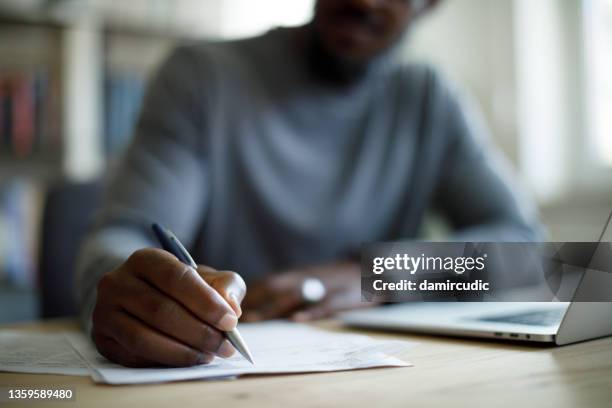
top-left (38, 180), bottom-right (102, 318)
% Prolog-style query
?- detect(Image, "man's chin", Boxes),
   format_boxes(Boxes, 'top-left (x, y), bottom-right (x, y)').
top-left (321, 40), bottom-right (380, 69)
top-left (306, 25), bottom-right (382, 80)
top-left (324, 35), bottom-right (379, 64)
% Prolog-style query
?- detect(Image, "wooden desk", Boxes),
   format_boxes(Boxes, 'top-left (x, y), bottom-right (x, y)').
top-left (1, 319), bottom-right (611, 408)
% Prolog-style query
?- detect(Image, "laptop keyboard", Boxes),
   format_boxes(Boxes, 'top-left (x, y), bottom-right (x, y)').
top-left (477, 308), bottom-right (566, 326)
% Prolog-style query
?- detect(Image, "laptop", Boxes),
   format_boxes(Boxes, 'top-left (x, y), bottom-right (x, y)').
top-left (341, 213), bottom-right (612, 346)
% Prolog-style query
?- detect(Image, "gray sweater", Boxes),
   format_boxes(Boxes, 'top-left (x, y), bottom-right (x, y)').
top-left (76, 27), bottom-right (542, 327)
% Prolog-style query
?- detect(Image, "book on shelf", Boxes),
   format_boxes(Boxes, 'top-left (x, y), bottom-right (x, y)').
top-left (0, 178), bottom-right (43, 289)
top-left (0, 70), bottom-right (55, 159)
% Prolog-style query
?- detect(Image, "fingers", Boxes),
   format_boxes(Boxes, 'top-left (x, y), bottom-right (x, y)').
top-left (198, 268), bottom-right (246, 317)
top-left (118, 276), bottom-right (234, 358)
top-left (255, 291), bottom-right (303, 320)
top-left (291, 303), bottom-right (333, 322)
top-left (291, 289), bottom-right (370, 322)
top-left (241, 284), bottom-right (269, 317)
top-left (242, 280), bottom-right (304, 322)
top-left (92, 333), bottom-right (157, 368)
top-left (93, 307), bottom-right (214, 367)
top-left (92, 248), bottom-right (246, 367)
top-left (126, 249), bottom-right (238, 332)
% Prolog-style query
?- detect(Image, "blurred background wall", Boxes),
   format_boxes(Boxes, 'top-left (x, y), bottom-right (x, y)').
top-left (409, 0), bottom-right (611, 240)
top-left (0, 0), bottom-right (610, 322)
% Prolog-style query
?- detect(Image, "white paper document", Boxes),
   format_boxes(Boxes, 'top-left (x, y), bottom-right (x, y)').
top-left (0, 331), bottom-right (89, 376)
top-left (67, 322), bottom-right (414, 384)
top-left (2, 322), bottom-right (414, 385)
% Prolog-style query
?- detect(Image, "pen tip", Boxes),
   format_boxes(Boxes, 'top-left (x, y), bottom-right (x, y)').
top-left (241, 349), bottom-right (254, 365)
top-left (227, 329), bottom-right (254, 364)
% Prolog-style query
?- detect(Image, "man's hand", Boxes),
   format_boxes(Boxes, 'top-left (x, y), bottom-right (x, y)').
top-left (242, 261), bottom-right (375, 322)
top-left (92, 248), bottom-right (246, 367)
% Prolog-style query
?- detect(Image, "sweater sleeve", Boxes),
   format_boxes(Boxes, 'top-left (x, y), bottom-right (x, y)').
top-left (74, 45), bottom-right (212, 332)
top-left (430, 71), bottom-right (545, 243)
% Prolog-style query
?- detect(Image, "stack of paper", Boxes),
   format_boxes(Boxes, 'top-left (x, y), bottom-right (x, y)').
top-left (1, 322), bottom-right (415, 385)
top-left (0, 332), bottom-right (88, 376)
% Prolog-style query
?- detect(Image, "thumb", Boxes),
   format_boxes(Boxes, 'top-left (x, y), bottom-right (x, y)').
top-left (197, 267), bottom-right (246, 317)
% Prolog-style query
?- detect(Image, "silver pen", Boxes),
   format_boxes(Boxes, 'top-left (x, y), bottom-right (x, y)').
top-left (153, 224), bottom-right (254, 364)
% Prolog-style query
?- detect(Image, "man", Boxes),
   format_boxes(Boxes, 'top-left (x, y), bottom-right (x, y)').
top-left (77, 0), bottom-right (541, 367)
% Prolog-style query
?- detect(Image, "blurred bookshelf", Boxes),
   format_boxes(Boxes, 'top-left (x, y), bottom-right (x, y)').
top-left (0, 0), bottom-right (209, 322)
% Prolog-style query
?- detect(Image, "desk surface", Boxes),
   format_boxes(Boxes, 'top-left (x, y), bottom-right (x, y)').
top-left (1, 319), bottom-right (611, 408)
